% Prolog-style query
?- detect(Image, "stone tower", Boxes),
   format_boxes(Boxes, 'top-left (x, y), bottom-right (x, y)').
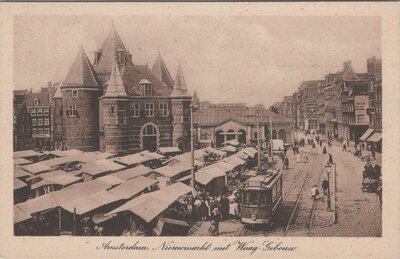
top-left (171, 63), bottom-right (192, 151)
top-left (60, 46), bottom-right (101, 151)
top-left (52, 83), bottom-right (63, 150)
top-left (100, 59), bottom-right (129, 154)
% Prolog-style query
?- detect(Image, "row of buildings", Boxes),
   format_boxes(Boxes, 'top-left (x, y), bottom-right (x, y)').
top-left (273, 57), bottom-right (382, 151)
top-left (14, 23), bottom-right (293, 154)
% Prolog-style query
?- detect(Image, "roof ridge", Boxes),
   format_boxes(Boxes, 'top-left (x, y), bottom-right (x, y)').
top-left (62, 47), bottom-right (100, 88)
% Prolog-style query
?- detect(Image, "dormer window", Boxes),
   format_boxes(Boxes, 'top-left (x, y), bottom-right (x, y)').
top-left (72, 90), bottom-right (78, 97)
top-left (34, 98), bottom-right (39, 106)
top-left (145, 84), bottom-right (152, 96)
top-left (139, 79), bottom-right (153, 96)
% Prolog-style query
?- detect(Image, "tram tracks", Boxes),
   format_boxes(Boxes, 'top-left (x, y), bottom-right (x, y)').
top-left (239, 151), bottom-right (327, 237)
top-left (284, 153), bottom-right (325, 236)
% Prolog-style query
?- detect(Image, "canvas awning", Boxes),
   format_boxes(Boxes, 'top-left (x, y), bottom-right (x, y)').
top-left (221, 145), bottom-right (237, 153)
top-left (83, 159), bottom-right (125, 176)
top-left (66, 179), bottom-right (113, 193)
top-left (143, 152), bottom-right (165, 161)
top-left (204, 147), bottom-right (226, 157)
top-left (113, 165), bottom-right (153, 181)
top-left (154, 163), bottom-right (192, 178)
top-left (157, 147), bottom-right (182, 154)
top-left (223, 156), bottom-right (246, 168)
top-left (366, 132), bottom-right (382, 143)
top-left (195, 167), bottom-right (226, 186)
top-left (106, 182), bottom-right (191, 223)
top-left (14, 178), bottom-right (27, 190)
top-left (223, 139), bottom-right (240, 146)
top-left (14, 158), bottom-right (32, 166)
top-left (108, 176), bottom-right (158, 200)
top-left (14, 205), bottom-right (32, 224)
top-left (96, 175), bottom-right (125, 186)
top-left (359, 128), bottom-right (375, 141)
top-left (14, 166), bottom-right (32, 179)
top-left (60, 191), bottom-right (122, 215)
top-left (13, 150), bottom-right (40, 159)
top-left (21, 163), bottom-right (51, 175)
top-left (31, 174), bottom-right (82, 190)
top-left (114, 153), bottom-right (152, 166)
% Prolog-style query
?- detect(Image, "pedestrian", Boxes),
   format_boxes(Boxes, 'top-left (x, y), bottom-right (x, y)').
top-left (328, 153), bottom-right (333, 165)
top-left (193, 197), bottom-right (201, 221)
top-left (311, 185), bottom-right (319, 200)
top-left (371, 149), bottom-right (376, 160)
top-left (322, 146), bottom-right (327, 154)
top-left (283, 156), bottom-right (289, 169)
top-left (303, 153), bottom-right (308, 163)
top-left (296, 153), bottom-right (301, 163)
top-left (208, 220), bottom-right (218, 236)
top-left (312, 142), bottom-right (316, 148)
top-left (320, 140), bottom-right (322, 147)
top-left (292, 146), bottom-right (296, 155)
top-left (322, 178), bottom-right (329, 195)
top-left (343, 144), bottom-right (347, 152)
top-left (229, 199), bottom-right (238, 219)
top-left (211, 207), bottom-right (220, 233)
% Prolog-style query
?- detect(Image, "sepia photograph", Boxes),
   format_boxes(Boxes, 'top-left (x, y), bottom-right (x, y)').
top-left (1, 2), bottom-right (399, 259)
top-left (12, 14), bottom-right (383, 238)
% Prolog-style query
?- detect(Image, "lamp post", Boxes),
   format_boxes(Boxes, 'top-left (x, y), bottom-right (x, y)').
top-left (190, 98), bottom-right (199, 195)
top-left (190, 103), bottom-right (195, 194)
top-left (325, 164), bottom-right (332, 211)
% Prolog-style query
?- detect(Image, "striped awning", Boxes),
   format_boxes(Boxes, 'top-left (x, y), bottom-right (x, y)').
top-left (359, 128), bottom-right (375, 141)
top-left (366, 133), bottom-right (382, 143)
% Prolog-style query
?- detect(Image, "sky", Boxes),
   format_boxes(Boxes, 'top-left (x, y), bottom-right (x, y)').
top-left (14, 15), bottom-right (381, 106)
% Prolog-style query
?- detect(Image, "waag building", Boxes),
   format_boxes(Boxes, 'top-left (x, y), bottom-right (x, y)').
top-left (53, 23), bottom-right (192, 154)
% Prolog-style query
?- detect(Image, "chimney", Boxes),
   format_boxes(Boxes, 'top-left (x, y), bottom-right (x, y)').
top-left (94, 49), bottom-right (102, 66)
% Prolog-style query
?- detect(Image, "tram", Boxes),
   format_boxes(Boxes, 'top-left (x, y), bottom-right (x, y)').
top-left (238, 169), bottom-right (283, 224)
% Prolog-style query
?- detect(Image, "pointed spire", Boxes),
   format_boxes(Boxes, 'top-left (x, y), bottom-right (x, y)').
top-left (171, 63), bottom-right (189, 97)
top-left (152, 52), bottom-right (174, 89)
top-left (62, 47), bottom-right (100, 88)
top-left (95, 22), bottom-right (133, 75)
top-left (192, 90), bottom-right (200, 109)
top-left (104, 58), bottom-right (128, 98)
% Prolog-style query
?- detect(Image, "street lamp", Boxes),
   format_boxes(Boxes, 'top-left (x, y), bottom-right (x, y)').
top-left (190, 99), bottom-right (199, 195)
top-left (325, 164), bottom-right (332, 211)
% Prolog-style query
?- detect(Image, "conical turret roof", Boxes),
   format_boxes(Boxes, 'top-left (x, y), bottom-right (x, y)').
top-left (171, 63), bottom-right (189, 97)
top-left (152, 52), bottom-right (174, 89)
top-left (104, 59), bottom-right (128, 98)
top-left (95, 22), bottom-right (133, 74)
top-left (62, 46), bottom-right (100, 88)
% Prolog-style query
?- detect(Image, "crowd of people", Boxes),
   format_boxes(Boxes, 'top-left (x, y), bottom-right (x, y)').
top-left (189, 186), bottom-right (241, 236)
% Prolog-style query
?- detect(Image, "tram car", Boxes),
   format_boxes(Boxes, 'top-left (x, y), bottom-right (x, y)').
top-left (238, 169), bottom-right (283, 224)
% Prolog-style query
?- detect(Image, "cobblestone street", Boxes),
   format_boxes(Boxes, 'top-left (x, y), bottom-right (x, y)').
top-left (314, 143), bottom-right (382, 237)
top-left (189, 136), bottom-right (382, 237)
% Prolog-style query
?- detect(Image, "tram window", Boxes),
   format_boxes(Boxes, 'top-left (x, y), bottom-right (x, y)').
top-left (240, 191), bottom-right (246, 205)
top-left (249, 192), bottom-right (258, 206)
top-left (258, 192), bottom-right (267, 206)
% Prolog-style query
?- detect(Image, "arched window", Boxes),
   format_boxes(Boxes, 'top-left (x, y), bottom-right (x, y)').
top-left (227, 129), bottom-right (235, 141)
top-left (141, 123), bottom-right (158, 152)
top-left (143, 124), bottom-right (157, 136)
top-left (278, 129), bottom-right (286, 141)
